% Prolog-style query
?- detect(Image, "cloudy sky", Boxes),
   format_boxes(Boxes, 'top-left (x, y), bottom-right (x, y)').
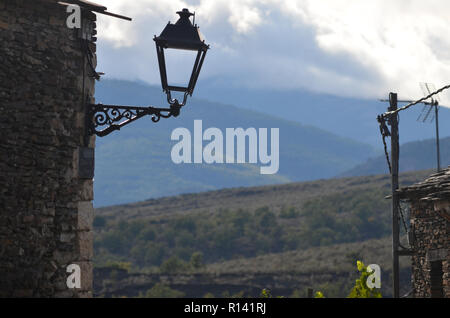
top-left (95, 0), bottom-right (450, 105)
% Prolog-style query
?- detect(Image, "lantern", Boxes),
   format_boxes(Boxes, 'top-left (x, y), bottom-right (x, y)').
top-left (154, 8), bottom-right (209, 105)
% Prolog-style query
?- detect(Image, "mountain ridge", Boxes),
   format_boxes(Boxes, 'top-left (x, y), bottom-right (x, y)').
top-left (195, 77), bottom-right (450, 148)
top-left (94, 79), bottom-right (378, 207)
top-left (340, 137), bottom-right (450, 177)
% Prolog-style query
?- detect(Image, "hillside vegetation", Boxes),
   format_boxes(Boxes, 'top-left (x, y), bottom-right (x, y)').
top-left (95, 188), bottom-right (391, 268)
top-left (94, 237), bottom-right (411, 298)
top-left (94, 170), bottom-right (431, 297)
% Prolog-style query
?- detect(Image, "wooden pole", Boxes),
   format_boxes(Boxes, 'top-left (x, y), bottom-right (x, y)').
top-left (389, 92), bottom-right (400, 298)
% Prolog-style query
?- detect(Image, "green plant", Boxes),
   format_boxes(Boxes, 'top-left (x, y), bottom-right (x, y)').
top-left (105, 261), bottom-right (131, 272)
top-left (315, 260), bottom-right (382, 298)
top-left (145, 283), bottom-right (185, 298)
top-left (347, 261), bottom-right (382, 298)
top-left (190, 251), bottom-right (205, 270)
top-left (93, 215), bottom-right (107, 228)
top-left (314, 291), bottom-right (324, 298)
top-left (260, 289), bottom-right (272, 298)
top-left (260, 289), bottom-right (284, 298)
top-left (279, 206), bottom-right (300, 219)
top-left (159, 256), bottom-right (189, 273)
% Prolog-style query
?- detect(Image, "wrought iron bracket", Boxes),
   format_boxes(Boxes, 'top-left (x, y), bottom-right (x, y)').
top-left (87, 100), bottom-right (183, 137)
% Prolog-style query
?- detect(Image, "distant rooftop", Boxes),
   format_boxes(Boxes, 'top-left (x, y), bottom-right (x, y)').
top-left (398, 166), bottom-right (450, 201)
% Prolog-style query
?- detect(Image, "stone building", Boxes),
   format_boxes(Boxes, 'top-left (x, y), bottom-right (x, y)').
top-left (0, 0), bottom-right (109, 297)
top-left (398, 167), bottom-right (450, 298)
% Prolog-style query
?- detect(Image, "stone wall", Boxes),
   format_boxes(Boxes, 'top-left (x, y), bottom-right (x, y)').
top-left (400, 168), bottom-right (450, 298)
top-left (409, 199), bottom-right (449, 298)
top-left (0, 0), bottom-right (96, 297)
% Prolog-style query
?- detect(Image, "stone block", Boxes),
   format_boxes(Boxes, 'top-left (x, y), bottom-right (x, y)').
top-left (78, 147), bottom-right (95, 179)
top-left (22, 215), bottom-right (34, 223)
top-left (77, 230), bottom-right (93, 260)
top-left (60, 232), bottom-right (75, 243)
top-left (77, 290), bottom-right (93, 298)
top-left (54, 290), bottom-right (76, 298)
top-left (12, 289), bottom-right (33, 297)
top-left (79, 180), bottom-right (94, 201)
top-left (49, 16), bottom-right (62, 26)
top-left (77, 201), bottom-right (93, 231)
top-left (53, 250), bottom-right (78, 265)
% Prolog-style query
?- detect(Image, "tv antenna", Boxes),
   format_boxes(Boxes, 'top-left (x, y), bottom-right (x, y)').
top-left (379, 83), bottom-right (442, 172)
top-left (417, 83), bottom-right (441, 172)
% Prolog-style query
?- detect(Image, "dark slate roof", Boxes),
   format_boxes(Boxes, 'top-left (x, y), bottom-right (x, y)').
top-left (398, 166), bottom-right (450, 201)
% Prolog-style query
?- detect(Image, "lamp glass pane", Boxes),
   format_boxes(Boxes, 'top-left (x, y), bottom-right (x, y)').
top-left (164, 48), bottom-right (199, 90)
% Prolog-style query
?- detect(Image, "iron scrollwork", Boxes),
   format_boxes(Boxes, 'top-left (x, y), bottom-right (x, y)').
top-left (87, 94), bottom-right (186, 137)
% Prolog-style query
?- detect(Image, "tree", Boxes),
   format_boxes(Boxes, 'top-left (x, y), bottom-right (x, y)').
top-left (190, 252), bottom-right (204, 270)
top-left (145, 283), bottom-right (185, 298)
top-left (160, 256), bottom-right (188, 273)
top-left (93, 215), bottom-right (107, 228)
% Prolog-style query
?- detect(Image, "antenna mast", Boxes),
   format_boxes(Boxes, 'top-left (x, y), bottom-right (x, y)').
top-left (418, 83), bottom-right (441, 172)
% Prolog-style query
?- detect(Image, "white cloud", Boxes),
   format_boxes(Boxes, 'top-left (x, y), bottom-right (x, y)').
top-left (296, 0), bottom-right (450, 103)
top-left (95, 0), bottom-right (450, 105)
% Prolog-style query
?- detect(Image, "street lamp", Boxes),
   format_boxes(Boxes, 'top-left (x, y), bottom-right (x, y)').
top-left (88, 8), bottom-right (209, 137)
top-left (154, 8), bottom-right (209, 107)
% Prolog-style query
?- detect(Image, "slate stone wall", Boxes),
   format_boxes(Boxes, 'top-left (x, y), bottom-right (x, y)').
top-left (0, 0), bottom-right (96, 297)
top-left (400, 168), bottom-right (450, 298)
top-left (410, 199), bottom-right (449, 298)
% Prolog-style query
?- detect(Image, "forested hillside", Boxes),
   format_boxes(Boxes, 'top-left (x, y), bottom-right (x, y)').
top-left (93, 170), bottom-right (431, 298)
